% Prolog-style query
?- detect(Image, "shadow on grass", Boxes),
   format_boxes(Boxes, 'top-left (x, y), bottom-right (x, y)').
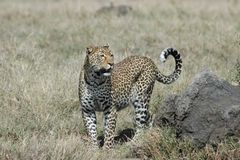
top-left (98, 128), bottom-right (135, 147)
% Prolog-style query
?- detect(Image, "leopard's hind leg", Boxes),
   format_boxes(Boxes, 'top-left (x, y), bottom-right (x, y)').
top-left (130, 70), bottom-right (155, 133)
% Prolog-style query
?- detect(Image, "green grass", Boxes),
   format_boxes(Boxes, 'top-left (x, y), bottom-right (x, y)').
top-left (0, 0), bottom-right (240, 159)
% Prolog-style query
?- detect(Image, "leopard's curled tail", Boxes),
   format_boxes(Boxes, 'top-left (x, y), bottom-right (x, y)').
top-left (156, 48), bottom-right (182, 84)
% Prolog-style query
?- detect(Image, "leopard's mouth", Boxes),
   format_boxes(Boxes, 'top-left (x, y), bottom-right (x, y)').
top-left (99, 68), bottom-right (112, 76)
top-left (95, 68), bottom-right (112, 76)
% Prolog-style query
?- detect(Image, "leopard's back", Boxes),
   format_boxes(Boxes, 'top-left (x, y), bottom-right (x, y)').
top-left (111, 56), bottom-right (157, 110)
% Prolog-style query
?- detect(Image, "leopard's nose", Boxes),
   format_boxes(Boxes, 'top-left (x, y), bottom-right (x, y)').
top-left (105, 64), bottom-right (112, 70)
top-left (108, 63), bottom-right (114, 68)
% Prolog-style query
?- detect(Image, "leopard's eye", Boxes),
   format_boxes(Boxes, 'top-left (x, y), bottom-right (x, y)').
top-left (110, 54), bottom-right (114, 57)
top-left (100, 54), bottom-right (104, 57)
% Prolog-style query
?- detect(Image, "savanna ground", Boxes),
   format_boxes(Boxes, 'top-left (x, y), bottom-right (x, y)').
top-left (0, 0), bottom-right (240, 159)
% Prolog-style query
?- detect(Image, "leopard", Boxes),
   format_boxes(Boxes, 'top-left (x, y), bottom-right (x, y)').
top-left (78, 45), bottom-right (182, 149)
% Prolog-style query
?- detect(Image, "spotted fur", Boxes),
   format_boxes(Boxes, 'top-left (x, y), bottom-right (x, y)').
top-left (78, 45), bottom-right (182, 148)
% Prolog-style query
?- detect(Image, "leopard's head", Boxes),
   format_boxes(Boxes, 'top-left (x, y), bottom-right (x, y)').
top-left (85, 45), bottom-right (114, 76)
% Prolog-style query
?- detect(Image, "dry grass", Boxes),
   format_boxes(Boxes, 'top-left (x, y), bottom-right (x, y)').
top-left (0, 0), bottom-right (240, 159)
top-left (131, 128), bottom-right (240, 160)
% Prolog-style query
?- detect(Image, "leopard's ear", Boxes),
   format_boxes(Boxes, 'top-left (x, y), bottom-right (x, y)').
top-left (86, 46), bottom-right (94, 54)
top-left (103, 43), bottom-right (109, 49)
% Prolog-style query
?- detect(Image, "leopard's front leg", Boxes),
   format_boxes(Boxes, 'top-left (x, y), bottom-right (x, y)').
top-left (103, 106), bottom-right (117, 149)
top-left (82, 107), bottom-right (98, 147)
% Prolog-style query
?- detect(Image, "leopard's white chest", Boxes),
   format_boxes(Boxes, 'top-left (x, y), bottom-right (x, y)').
top-left (81, 84), bottom-right (112, 111)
